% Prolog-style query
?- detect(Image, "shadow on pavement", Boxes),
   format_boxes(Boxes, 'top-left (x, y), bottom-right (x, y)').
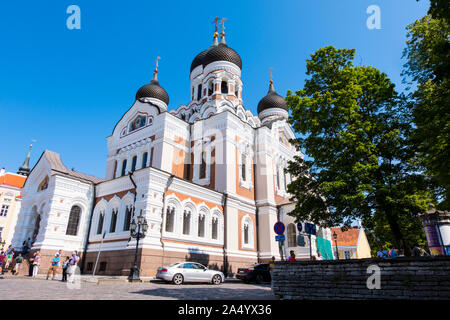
top-left (130, 285), bottom-right (275, 300)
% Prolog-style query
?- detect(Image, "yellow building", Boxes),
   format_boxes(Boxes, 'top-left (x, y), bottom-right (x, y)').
top-left (0, 169), bottom-right (26, 249)
top-left (331, 226), bottom-right (372, 259)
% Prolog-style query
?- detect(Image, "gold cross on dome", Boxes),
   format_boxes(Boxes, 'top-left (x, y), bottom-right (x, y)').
top-left (268, 68), bottom-right (274, 82)
top-left (212, 17), bottom-right (220, 33)
top-left (155, 56), bottom-right (161, 71)
top-left (219, 17), bottom-right (227, 33)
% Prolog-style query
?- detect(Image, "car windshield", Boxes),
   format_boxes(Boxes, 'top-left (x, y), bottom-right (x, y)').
top-left (168, 263), bottom-right (180, 267)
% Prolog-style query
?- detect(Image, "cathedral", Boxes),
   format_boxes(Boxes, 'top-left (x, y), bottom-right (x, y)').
top-left (11, 23), bottom-right (333, 276)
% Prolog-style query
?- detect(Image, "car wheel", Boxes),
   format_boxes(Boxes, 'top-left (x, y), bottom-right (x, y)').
top-left (172, 273), bottom-right (184, 285)
top-left (256, 274), bottom-right (264, 284)
top-left (212, 274), bottom-right (222, 285)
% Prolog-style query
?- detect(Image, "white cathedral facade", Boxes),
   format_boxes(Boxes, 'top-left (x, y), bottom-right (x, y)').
top-left (12, 27), bottom-right (333, 276)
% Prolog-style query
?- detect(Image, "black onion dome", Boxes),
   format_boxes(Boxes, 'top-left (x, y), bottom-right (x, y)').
top-left (190, 49), bottom-right (209, 72)
top-left (135, 78), bottom-right (169, 105)
top-left (202, 43), bottom-right (242, 69)
top-left (257, 84), bottom-right (288, 114)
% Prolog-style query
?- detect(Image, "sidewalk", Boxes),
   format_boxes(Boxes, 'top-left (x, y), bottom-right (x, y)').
top-left (0, 273), bottom-right (242, 284)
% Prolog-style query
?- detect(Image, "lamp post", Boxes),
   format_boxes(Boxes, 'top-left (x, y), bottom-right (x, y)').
top-left (128, 211), bottom-right (148, 282)
top-left (333, 231), bottom-right (339, 260)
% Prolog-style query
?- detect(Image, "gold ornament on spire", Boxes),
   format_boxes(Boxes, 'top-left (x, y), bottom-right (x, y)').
top-left (268, 67), bottom-right (274, 84)
top-left (219, 17), bottom-right (227, 37)
top-left (212, 17), bottom-right (220, 37)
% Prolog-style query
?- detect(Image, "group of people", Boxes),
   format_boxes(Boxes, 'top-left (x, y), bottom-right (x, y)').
top-left (377, 244), bottom-right (430, 258)
top-left (0, 246), bottom-right (80, 283)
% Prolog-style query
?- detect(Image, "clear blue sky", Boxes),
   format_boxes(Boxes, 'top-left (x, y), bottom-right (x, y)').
top-left (0, 0), bottom-right (429, 178)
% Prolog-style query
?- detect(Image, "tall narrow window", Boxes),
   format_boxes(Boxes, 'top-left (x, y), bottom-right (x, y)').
top-left (208, 81), bottom-right (213, 96)
top-left (212, 217), bottom-right (218, 240)
top-left (183, 210), bottom-right (191, 235)
top-left (131, 156), bottom-right (137, 172)
top-left (165, 207), bottom-right (174, 232)
top-left (235, 85), bottom-right (239, 97)
top-left (109, 208), bottom-right (118, 233)
top-left (221, 80), bottom-right (228, 94)
top-left (276, 165), bottom-right (280, 190)
top-left (284, 170), bottom-right (289, 191)
top-left (66, 206), bottom-right (81, 236)
top-left (197, 84), bottom-right (202, 101)
top-left (287, 223), bottom-right (297, 247)
top-left (97, 211), bottom-right (104, 235)
top-left (241, 153), bottom-right (247, 181)
top-left (199, 150), bottom-right (206, 179)
top-left (142, 152), bottom-right (148, 169)
top-left (121, 159), bottom-right (127, 177)
top-left (123, 206), bottom-right (132, 231)
top-left (198, 214), bottom-right (205, 237)
top-left (244, 224), bottom-right (249, 244)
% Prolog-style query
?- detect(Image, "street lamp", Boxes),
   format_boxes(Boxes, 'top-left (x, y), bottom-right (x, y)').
top-left (333, 231), bottom-right (339, 260)
top-left (128, 210), bottom-right (149, 282)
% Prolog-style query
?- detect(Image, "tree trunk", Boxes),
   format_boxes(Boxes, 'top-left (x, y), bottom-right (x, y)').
top-left (385, 210), bottom-right (410, 256)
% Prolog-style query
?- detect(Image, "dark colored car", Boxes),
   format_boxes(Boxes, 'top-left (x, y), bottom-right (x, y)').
top-left (236, 264), bottom-right (271, 283)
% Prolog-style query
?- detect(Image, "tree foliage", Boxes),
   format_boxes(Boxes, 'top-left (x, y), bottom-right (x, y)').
top-left (403, 12), bottom-right (450, 207)
top-left (286, 46), bottom-right (432, 253)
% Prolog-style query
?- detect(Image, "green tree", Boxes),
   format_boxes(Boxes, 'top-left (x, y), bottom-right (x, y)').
top-left (286, 46), bottom-right (431, 254)
top-left (402, 13), bottom-right (450, 207)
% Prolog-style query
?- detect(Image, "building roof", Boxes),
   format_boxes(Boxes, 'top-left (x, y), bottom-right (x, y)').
top-left (40, 150), bottom-right (104, 184)
top-left (331, 227), bottom-right (361, 247)
top-left (257, 82), bottom-right (288, 114)
top-left (0, 172), bottom-right (27, 189)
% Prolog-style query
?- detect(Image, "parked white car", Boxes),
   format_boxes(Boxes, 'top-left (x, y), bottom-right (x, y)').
top-left (156, 262), bottom-right (224, 285)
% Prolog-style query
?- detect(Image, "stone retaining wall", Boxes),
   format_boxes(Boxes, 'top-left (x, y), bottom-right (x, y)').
top-left (272, 256), bottom-right (450, 300)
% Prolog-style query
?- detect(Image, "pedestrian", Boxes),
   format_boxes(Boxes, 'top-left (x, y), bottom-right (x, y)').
top-left (317, 252), bottom-right (325, 260)
top-left (32, 251), bottom-right (41, 277)
top-left (288, 250), bottom-right (296, 262)
top-left (399, 249), bottom-right (405, 257)
top-left (0, 251), bottom-right (5, 275)
top-left (22, 238), bottom-right (31, 254)
top-left (412, 243), bottom-right (423, 257)
top-left (46, 252), bottom-right (61, 280)
top-left (28, 252), bottom-right (37, 276)
top-left (67, 251), bottom-right (80, 283)
top-left (389, 248), bottom-right (398, 258)
top-left (4, 249), bottom-right (14, 273)
top-left (269, 256), bottom-right (275, 279)
top-left (14, 253), bottom-right (23, 275)
top-left (61, 256), bottom-right (70, 282)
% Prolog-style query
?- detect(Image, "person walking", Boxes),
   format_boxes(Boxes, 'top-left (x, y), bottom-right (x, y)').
top-left (0, 251), bottom-right (5, 275)
top-left (32, 251), bottom-right (41, 277)
top-left (13, 253), bottom-right (23, 275)
top-left (4, 249), bottom-right (14, 273)
top-left (269, 256), bottom-right (275, 279)
top-left (46, 252), bottom-right (61, 280)
top-left (61, 256), bottom-right (70, 282)
top-left (67, 251), bottom-right (80, 283)
top-left (389, 248), bottom-right (399, 258)
top-left (28, 252), bottom-right (37, 276)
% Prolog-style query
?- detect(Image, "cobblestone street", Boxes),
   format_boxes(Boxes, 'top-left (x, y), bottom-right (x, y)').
top-left (0, 277), bottom-right (276, 300)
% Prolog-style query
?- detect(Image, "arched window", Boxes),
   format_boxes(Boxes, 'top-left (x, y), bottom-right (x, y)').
top-left (284, 169), bottom-right (289, 191)
top-left (97, 210), bottom-right (105, 235)
top-left (109, 208), bottom-right (118, 233)
top-left (123, 206), bottom-right (133, 231)
top-left (241, 153), bottom-right (247, 181)
top-left (197, 84), bottom-right (202, 101)
top-left (121, 159), bottom-right (127, 177)
top-left (235, 84), bottom-right (239, 97)
top-left (212, 216), bottom-right (218, 240)
top-left (131, 156), bottom-right (137, 172)
top-left (287, 223), bottom-right (297, 247)
top-left (199, 150), bottom-right (207, 179)
top-left (183, 210), bottom-right (191, 235)
top-left (66, 205), bottom-right (81, 236)
top-left (276, 165), bottom-right (280, 190)
top-left (221, 80), bottom-right (228, 94)
top-left (142, 152), bottom-right (148, 169)
top-left (198, 213), bottom-right (205, 237)
top-left (165, 207), bottom-right (175, 232)
top-left (208, 81), bottom-right (213, 96)
top-left (244, 223), bottom-right (249, 244)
